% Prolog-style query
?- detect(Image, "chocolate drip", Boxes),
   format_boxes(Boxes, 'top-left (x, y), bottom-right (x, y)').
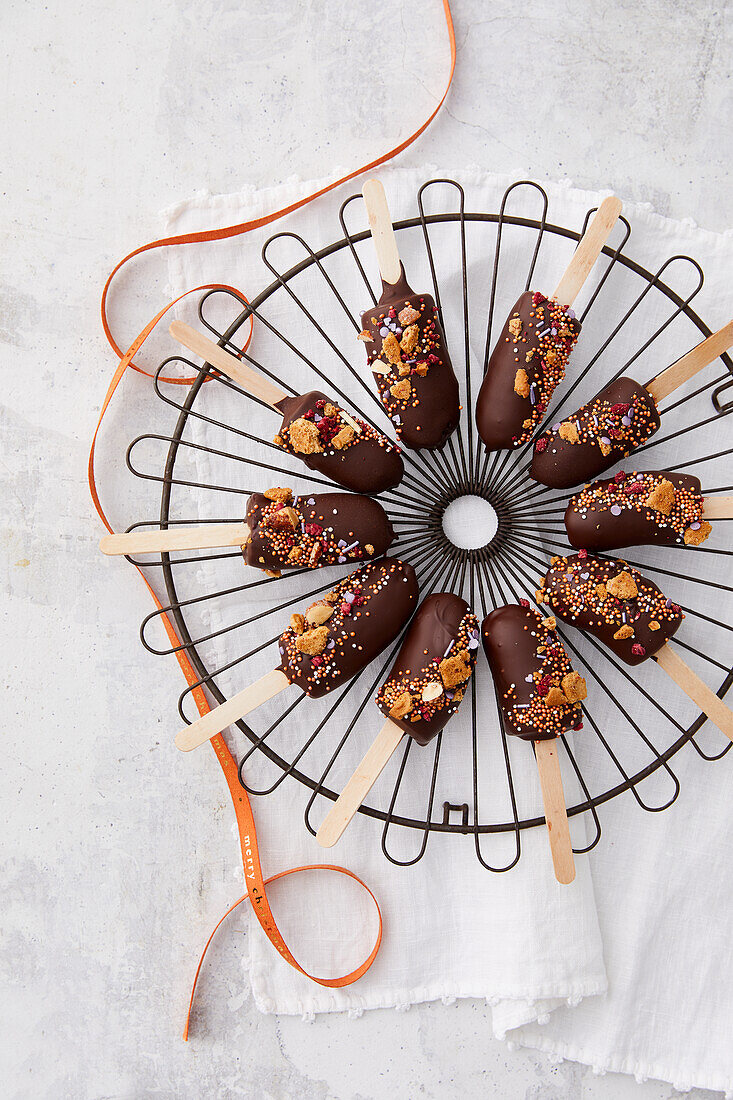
top-left (360, 265), bottom-right (460, 450)
top-left (244, 491), bottom-right (395, 571)
top-left (530, 377), bottom-right (660, 489)
top-left (565, 471), bottom-right (705, 552)
top-left (542, 554), bottom-right (683, 665)
top-left (275, 390), bottom-right (404, 494)
top-left (476, 291), bottom-right (581, 450)
top-left (277, 557), bottom-right (419, 698)
top-left (482, 604), bottom-right (585, 741)
top-left (375, 593), bottom-right (479, 746)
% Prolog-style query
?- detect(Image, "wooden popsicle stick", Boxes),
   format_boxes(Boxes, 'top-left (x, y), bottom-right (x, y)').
top-left (169, 320), bottom-right (288, 408)
top-left (702, 496), bottom-right (733, 520)
top-left (175, 669), bottom-right (291, 752)
top-left (316, 719), bottom-right (405, 847)
top-left (646, 319), bottom-right (733, 405)
top-left (654, 644), bottom-right (733, 742)
top-left (100, 522), bottom-right (250, 556)
top-left (552, 196), bottom-right (623, 306)
top-left (362, 179), bottom-right (403, 286)
top-left (534, 738), bottom-right (576, 885)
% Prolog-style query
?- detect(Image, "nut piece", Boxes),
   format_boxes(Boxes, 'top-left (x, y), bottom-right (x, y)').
top-left (371, 361), bottom-right (391, 376)
top-left (398, 305), bottom-right (420, 326)
top-left (308, 541), bottom-right (322, 567)
top-left (561, 671), bottom-right (587, 703)
top-left (324, 590), bottom-right (340, 604)
top-left (339, 410), bottom-right (362, 435)
top-left (264, 486), bottom-right (293, 504)
top-left (599, 440), bottom-right (613, 457)
top-left (382, 333), bottom-right (402, 364)
top-left (535, 587), bottom-right (547, 604)
top-left (331, 426), bottom-right (355, 450)
top-left (684, 521), bottom-right (712, 546)
top-left (287, 547), bottom-right (303, 563)
top-left (266, 506), bottom-right (298, 531)
top-left (357, 329), bottom-right (374, 342)
top-left (596, 583), bottom-right (607, 602)
top-left (414, 361), bottom-right (429, 377)
top-left (543, 616), bottom-right (557, 631)
top-left (649, 620), bottom-right (661, 631)
top-left (305, 601), bottom-right (334, 627)
top-left (546, 686), bottom-right (568, 708)
top-left (559, 421), bottom-right (580, 444)
top-left (439, 650), bottom-right (472, 689)
top-left (606, 570), bottom-right (638, 600)
top-left (514, 368), bottom-right (530, 398)
top-left (613, 624), bottom-right (634, 640)
top-left (645, 478), bottom-right (676, 515)
top-left (421, 681), bottom-right (444, 703)
top-left (390, 379), bottom-right (412, 401)
top-left (289, 417), bottom-right (323, 455)
top-left (508, 316), bottom-right (523, 339)
top-left (295, 626), bottom-right (330, 655)
top-left (324, 403), bottom-right (338, 418)
top-left (289, 613), bottom-right (305, 635)
top-left (400, 324), bottom-right (419, 354)
top-left (389, 691), bottom-right (413, 719)
top-left (365, 543), bottom-right (375, 555)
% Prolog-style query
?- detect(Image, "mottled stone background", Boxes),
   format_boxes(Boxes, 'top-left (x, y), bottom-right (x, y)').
top-left (2, 0), bottom-right (731, 1096)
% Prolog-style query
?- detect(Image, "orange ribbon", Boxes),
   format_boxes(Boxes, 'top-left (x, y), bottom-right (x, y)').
top-left (91, 0), bottom-right (455, 1038)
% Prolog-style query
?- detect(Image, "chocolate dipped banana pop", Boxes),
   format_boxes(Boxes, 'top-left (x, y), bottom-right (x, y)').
top-left (316, 592), bottom-right (479, 846)
top-left (565, 470), bottom-right (715, 552)
top-left (359, 180), bottom-right (460, 450)
top-left (170, 321), bottom-right (404, 494)
top-left (476, 197), bottom-right (622, 450)
top-left (175, 557), bottom-right (419, 751)
top-left (482, 603), bottom-right (587, 742)
top-left (243, 488), bottom-right (394, 574)
top-left (482, 603), bottom-right (586, 883)
top-left (539, 554), bottom-right (733, 740)
top-left (531, 321), bottom-right (733, 489)
top-left (100, 486), bottom-right (394, 568)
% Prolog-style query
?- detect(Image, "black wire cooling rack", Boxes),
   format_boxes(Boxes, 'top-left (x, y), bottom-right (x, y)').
top-left (123, 179), bottom-right (733, 871)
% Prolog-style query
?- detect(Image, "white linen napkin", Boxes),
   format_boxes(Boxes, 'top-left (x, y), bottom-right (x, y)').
top-left (161, 166), bottom-right (732, 1093)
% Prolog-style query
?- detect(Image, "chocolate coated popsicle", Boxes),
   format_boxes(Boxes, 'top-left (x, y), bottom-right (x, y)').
top-left (539, 553), bottom-right (683, 666)
top-left (244, 487), bottom-right (395, 574)
top-left (476, 292), bottom-right (581, 449)
top-left (375, 592), bottom-right (479, 745)
top-left (530, 377), bottom-right (660, 489)
top-left (274, 391), bottom-right (403, 494)
top-left (277, 557), bottom-right (419, 697)
top-left (565, 470), bottom-right (710, 552)
top-left (482, 604), bottom-right (587, 741)
top-left (360, 267), bottom-right (460, 450)
top-left (169, 321), bottom-right (405, 496)
top-left (475, 197), bottom-right (624, 451)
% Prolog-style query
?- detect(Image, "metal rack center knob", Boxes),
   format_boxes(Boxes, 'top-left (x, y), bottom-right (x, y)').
top-left (442, 494), bottom-right (499, 549)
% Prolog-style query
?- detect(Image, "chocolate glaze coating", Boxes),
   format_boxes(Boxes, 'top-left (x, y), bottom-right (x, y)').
top-left (482, 604), bottom-right (584, 741)
top-left (476, 291), bottom-right (581, 450)
top-left (275, 390), bottom-right (404, 494)
top-left (244, 491), bottom-right (395, 571)
top-left (360, 267), bottom-right (460, 450)
top-left (375, 593), bottom-right (479, 746)
top-left (565, 471), bottom-right (704, 552)
top-left (277, 557), bottom-right (419, 697)
top-left (530, 377), bottom-right (660, 489)
top-left (542, 554), bottom-right (683, 665)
